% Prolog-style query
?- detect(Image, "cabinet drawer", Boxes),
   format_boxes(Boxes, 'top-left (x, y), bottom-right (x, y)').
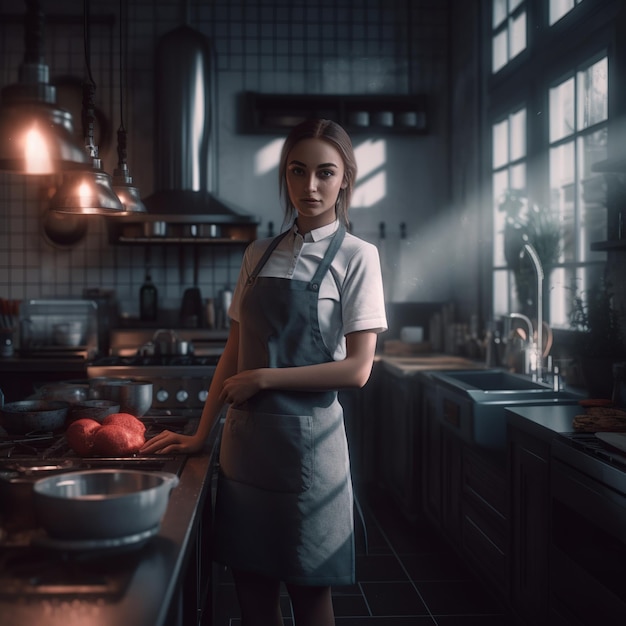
top-left (463, 448), bottom-right (507, 519)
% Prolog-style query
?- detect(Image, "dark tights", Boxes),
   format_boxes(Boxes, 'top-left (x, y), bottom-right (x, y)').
top-left (232, 569), bottom-right (335, 626)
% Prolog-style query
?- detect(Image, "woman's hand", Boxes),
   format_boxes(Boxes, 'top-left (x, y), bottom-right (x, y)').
top-left (220, 368), bottom-right (266, 406)
top-left (140, 430), bottom-right (205, 455)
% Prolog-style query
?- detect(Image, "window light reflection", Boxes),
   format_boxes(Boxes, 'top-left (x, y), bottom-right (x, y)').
top-left (255, 138), bottom-right (283, 175)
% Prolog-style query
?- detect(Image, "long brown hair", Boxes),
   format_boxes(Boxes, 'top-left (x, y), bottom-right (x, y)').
top-left (278, 119), bottom-right (357, 228)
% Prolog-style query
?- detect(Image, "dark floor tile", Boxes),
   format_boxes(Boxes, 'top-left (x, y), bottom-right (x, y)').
top-left (336, 619), bottom-right (436, 625)
top-left (332, 592), bottom-right (371, 617)
top-left (356, 553), bottom-right (410, 582)
top-left (360, 580), bottom-right (430, 616)
top-left (417, 579), bottom-right (509, 616)
top-left (401, 551), bottom-right (474, 581)
top-left (435, 616), bottom-right (517, 625)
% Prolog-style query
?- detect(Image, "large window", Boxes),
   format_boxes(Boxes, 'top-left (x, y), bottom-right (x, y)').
top-left (548, 56), bottom-right (608, 326)
top-left (489, 0), bottom-right (609, 331)
top-left (492, 0), bottom-right (527, 73)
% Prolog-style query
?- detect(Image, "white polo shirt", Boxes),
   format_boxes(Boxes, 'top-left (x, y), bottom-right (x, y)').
top-left (230, 220), bottom-right (388, 360)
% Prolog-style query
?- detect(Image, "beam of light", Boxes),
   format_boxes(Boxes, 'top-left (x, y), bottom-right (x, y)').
top-left (255, 138), bottom-right (284, 175)
top-left (352, 170), bottom-right (386, 208)
top-left (25, 126), bottom-right (53, 174)
top-left (355, 139), bottom-right (386, 178)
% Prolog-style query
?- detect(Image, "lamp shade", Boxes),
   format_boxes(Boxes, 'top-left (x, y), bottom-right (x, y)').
top-left (112, 163), bottom-right (147, 214)
top-left (0, 99), bottom-right (88, 174)
top-left (50, 165), bottom-right (126, 215)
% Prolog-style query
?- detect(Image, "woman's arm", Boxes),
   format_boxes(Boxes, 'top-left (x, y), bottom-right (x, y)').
top-left (140, 322), bottom-right (240, 454)
top-left (220, 330), bottom-right (377, 406)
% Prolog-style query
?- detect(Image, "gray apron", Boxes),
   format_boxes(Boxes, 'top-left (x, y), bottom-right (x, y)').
top-left (213, 224), bottom-right (355, 586)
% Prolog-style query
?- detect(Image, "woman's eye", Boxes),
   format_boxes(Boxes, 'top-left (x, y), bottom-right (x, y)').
top-left (289, 167), bottom-right (304, 176)
top-left (319, 170), bottom-right (334, 178)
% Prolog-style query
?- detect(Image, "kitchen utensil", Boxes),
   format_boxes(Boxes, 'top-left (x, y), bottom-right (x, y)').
top-left (0, 400), bottom-right (70, 435)
top-left (66, 399), bottom-right (121, 423)
top-left (32, 469), bottom-right (179, 540)
top-left (90, 379), bottom-right (152, 417)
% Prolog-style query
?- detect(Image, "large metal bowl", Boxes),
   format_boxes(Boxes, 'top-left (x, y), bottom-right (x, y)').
top-left (0, 400), bottom-right (70, 434)
top-left (33, 469), bottom-right (179, 540)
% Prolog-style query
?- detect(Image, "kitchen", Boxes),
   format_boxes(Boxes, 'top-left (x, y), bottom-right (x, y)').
top-left (1, 0), bottom-right (626, 624)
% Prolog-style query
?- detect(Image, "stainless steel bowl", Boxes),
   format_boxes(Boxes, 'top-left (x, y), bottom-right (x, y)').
top-left (90, 380), bottom-right (153, 417)
top-left (33, 469), bottom-right (179, 540)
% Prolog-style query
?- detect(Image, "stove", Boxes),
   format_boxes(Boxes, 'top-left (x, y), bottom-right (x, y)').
top-left (0, 413), bottom-right (197, 598)
top-left (87, 328), bottom-right (226, 411)
top-left (557, 431), bottom-right (626, 471)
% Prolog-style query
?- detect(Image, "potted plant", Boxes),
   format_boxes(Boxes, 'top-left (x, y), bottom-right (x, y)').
top-left (569, 279), bottom-right (626, 398)
top-left (499, 190), bottom-right (561, 319)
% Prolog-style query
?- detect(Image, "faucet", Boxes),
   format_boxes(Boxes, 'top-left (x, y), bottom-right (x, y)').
top-left (507, 312), bottom-right (534, 375)
top-left (519, 242), bottom-right (544, 381)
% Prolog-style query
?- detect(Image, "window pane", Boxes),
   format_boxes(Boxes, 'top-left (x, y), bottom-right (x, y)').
top-left (550, 77), bottom-right (575, 142)
top-left (577, 57), bottom-right (608, 129)
top-left (493, 0), bottom-right (507, 28)
top-left (510, 108), bottom-right (527, 160)
top-left (549, 141), bottom-right (575, 262)
top-left (509, 0), bottom-right (524, 11)
top-left (493, 30), bottom-right (508, 73)
top-left (493, 119), bottom-right (509, 168)
top-left (510, 163), bottom-right (526, 192)
top-left (493, 170), bottom-right (510, 266)
top-left (493, 269), bottom-right (512, 317)
top-left (550, 0), bottom-right (575, 25)
top-left (510, 11), bottom-right (527, 59)
top-left (578, 130), bottom-right (607, 260)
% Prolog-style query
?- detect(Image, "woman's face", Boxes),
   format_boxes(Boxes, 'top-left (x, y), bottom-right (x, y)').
top-left (285, 138), bottom-right (347, 227)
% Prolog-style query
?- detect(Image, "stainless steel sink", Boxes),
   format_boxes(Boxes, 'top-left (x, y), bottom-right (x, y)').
top-left (430, 369), bottom-right (583, 451)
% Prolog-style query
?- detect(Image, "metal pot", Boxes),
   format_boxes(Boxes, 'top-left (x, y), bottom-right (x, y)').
top-left (33, 469), bottom-right (179, 540)
top-left (0, 400), bottom-right (70, 435)
top-left (66, 399), bottom-right (121, 423)
top-left (90, 379), bottom-right (152, 417)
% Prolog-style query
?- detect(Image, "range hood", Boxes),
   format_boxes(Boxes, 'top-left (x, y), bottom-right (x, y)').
top-left (140, 24), bottom-right (257, 227)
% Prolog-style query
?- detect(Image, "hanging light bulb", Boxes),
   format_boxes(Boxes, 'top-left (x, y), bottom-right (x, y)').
top-left (111, 0), bottom-right (146, 214)
top-left (0, 0), bottom-right (89, 174)
top-left (50, 0), bottom-right (124, 215)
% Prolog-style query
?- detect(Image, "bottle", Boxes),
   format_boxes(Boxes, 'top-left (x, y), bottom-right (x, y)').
top-left (140, 274), bottom-right (158, 321)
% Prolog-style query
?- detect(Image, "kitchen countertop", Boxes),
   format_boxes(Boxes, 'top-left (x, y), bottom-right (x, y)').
top-left (505, 404), bottom-right (582, 442)
top-left (0, 421), bottom-right (221, 626)
top-left (377, 352), bottom-right (486, 377)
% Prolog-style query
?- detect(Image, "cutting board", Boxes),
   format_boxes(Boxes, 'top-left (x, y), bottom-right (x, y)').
top-left (595, 432), bottom-right (626, 454)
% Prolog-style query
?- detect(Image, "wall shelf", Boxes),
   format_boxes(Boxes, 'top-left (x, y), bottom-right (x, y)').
top-left (238, 91), bottom-right (429, 135)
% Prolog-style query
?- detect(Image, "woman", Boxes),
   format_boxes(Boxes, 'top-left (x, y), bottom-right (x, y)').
top-left (142, 118), bottom-right (387, 625)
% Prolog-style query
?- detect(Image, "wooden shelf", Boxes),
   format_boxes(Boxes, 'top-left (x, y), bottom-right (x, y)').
top-left (238, 91), bottom-right (429, 135)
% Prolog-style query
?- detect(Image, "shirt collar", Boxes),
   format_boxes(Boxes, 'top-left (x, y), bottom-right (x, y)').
top-left (292, 220), bottom-right (339, 242)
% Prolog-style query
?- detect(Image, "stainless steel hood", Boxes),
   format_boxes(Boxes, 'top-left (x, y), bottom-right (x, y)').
top-left (141, 24), bottom-right (256, 226)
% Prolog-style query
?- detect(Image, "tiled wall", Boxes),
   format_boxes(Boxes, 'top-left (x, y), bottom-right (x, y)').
top-left (0, 0), bottom-right (450, 320)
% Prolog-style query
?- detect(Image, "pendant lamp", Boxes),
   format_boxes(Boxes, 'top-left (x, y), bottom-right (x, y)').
top-left (0, 0), bottom-right (89, 174)
top-left (111, 0), bottom-right (146, 214)
top-left (50, 0), bottom-right (125, 215)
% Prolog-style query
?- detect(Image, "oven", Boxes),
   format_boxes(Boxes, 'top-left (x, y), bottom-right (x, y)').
top-left (549, 434), bottom-right (626, 625)
top-left (86, 327), bottom-right (227, 412)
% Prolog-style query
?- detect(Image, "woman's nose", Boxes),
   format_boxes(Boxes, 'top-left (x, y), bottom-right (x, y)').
top-left (305, 175), bottom-right (317, 191)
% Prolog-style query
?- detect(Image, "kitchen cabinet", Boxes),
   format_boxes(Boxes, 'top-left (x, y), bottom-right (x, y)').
top-left (508, 423), bottom-right (551, 625)
top-left (461, 446), bottom-right (508, 597)
top-left (421, 375), bottom-right (463, 543)
top-left (378, 365), bottom-right (422, 520)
